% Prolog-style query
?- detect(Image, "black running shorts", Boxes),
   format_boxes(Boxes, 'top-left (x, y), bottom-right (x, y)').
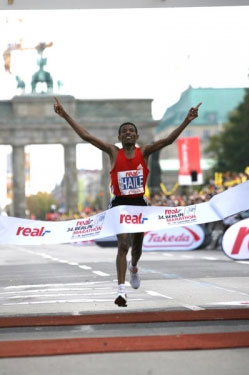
top-left (108, 196), bottom-right (147, 208)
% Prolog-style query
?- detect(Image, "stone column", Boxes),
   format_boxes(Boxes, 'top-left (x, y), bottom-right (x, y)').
top-left (63, 144), bottom-right (78, 214)
top-left (12, 145), bottom-right (26, 218)
top-left (101, 151), bottom-right (111, 210)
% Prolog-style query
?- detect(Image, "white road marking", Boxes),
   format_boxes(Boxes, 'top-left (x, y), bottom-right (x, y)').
top-left (0, 286), bottom-right (113, 295)
top-left (207, 301), bottom-right (249, 306)
top-left (0, 287), bottom-right (92, 295)
top-left (146, 290), bottom-right (204, 310)
top-left (146, 290), bottom-right (173, 299)
top-left (2, 298), bottom-right (116, 305)
top-left (237, 261), bottom-right (249, 265)
top-left (18, 248), bottom-right (110, 278)
top-left (78, 265), bottom-right (92, 270)
top-left (68, 262), bottom-right (79, 266)
top-left (0, 281), bottom-right (127, 306)
top-left (0, 291), bottom-right (117, 300)
top-left (4, 281), bottom-right (105, 289)
top-left (209, 285), bottom-right (249, 296)
top-left (2, 297), bottom-right (144, 306)
top-left (92, 271), bottom-right (110, 277)
top-left (202, 257), bottom-right (217, 260)
top-left (182, 304), bottom-right (205, 311)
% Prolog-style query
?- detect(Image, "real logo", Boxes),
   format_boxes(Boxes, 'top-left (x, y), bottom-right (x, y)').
top-left (231, 227), bottom-right (249, 255)
top-left (165, 208), bottom-right (180, 215)
top-left (120, 213), bottom-right (148, 224)
top-left (16, 226), bottom-right (51, 237)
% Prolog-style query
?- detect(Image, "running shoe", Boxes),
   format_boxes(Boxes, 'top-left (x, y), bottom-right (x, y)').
top-left (128, 261), bottom-right (140, 289)
top-left (114, 293), bottom-right (127, 307)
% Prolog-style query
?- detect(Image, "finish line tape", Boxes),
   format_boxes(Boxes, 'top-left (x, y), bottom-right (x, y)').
top-left (0, 181), bottom-right (249, 245)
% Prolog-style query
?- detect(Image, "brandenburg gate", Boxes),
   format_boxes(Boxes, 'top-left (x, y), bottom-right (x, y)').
top-left (0, 95), bottom-right (157, 217)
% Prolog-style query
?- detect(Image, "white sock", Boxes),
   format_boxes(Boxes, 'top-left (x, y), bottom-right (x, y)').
top-left (118, 283), bottom-right (126, 295)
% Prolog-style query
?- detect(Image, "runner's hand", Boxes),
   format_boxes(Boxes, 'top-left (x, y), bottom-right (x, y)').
top-left (186, 102), bottom-right (202, 122)
top-left (54, 97), bottom-right (66, 118)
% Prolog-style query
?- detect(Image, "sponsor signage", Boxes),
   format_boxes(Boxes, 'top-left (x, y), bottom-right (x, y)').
top-left (16, 226), bottom-right (51, 237)
top-left (67, 213), bottom-right (106, 240)
top-left (177, 137), bottom-right (203, 185)
top-left (142, 225), bottom-right (205, 251)
top-left (222, 218), bottom-right (249, 260)
top-left (158, 206), bottom-right (197, 225)
top-left (120, 213), bottom-right (148, 224)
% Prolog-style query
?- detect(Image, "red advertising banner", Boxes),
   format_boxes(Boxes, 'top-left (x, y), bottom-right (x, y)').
top-left (177, 137), bottom-right (203, 185)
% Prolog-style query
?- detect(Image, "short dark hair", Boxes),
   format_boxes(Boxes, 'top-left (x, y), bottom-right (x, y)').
top-left (118, 122), bottom-right (138, 135)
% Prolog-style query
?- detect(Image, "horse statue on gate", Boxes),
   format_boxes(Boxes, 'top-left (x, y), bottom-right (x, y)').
top-left (31, 42), bottom-right (53, 93)
top-left (16, 76), bottom-right (26, 94)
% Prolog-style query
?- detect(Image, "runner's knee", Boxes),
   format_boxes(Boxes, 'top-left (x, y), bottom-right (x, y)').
top-left (131, 233), bottom-right (144, 252)
top-left (118, 239), bottom-right (129, 254)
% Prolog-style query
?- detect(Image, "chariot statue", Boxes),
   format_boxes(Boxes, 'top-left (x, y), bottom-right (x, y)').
top-left (31, 42), bottom-right (53, 93)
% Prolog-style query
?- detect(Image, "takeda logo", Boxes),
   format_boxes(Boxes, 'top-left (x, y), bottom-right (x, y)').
top-left (120, 213), bottom-right (148, 224)
top-left (16, 226), bottom-right (51, 237)
top-left (222, 218), bottom-right (249, 260)
top-left (142, 225), bottom-right (205, 250)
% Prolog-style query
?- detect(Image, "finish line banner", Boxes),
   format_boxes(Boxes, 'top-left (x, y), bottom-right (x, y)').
top-left (0, 181), bottom-right (249, 246)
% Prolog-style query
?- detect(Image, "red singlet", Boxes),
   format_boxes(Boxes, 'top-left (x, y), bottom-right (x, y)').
top-left (110, 147), bottom-right (149, 198)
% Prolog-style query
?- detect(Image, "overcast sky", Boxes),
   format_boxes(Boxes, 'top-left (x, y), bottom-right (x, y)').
top-left (1, 6), bottom-right (249, 117)
top-left (0, 6), bottom-right (249, 197)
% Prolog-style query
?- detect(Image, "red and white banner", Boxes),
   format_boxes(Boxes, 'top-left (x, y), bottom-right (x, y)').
top-left (177, 137), bottom-right (203, 185)
top-left (142, 225), bottom-right (205, 251)
top-left (222, 218), bottom-right (249, 260)
top-left (0, 181), bottom-right (249, 246)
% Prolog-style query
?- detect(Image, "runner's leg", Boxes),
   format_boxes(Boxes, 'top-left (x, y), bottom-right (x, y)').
top-left (116, 233), bottom-right (130, 284)
top-left (130, 232), bottom-right (144, 267)
top-left (128, 232), bottom-right (144, 289)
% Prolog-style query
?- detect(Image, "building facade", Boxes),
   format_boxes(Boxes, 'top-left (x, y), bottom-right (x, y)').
top-left (155, 87), bottom-right (246, 187)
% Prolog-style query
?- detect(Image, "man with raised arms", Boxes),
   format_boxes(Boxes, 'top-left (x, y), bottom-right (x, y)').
top-left (54, 97), bottom-right (201, 307)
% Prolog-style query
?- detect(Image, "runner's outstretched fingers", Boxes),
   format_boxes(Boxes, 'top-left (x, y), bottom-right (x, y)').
top-left (195, 102), bottom-right (202, 109)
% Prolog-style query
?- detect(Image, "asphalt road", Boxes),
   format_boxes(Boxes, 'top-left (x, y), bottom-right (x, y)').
top-left (1, 243), bottom-right (249, 314)
top-left (1, 243), bottom-right (249, 374)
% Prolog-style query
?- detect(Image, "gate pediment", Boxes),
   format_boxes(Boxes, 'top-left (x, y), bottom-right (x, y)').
top-left (0, 95), bottom-right (157, 146)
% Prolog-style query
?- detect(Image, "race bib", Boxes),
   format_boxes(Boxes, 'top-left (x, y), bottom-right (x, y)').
top-left (118, 169), bottom-right (144, 195)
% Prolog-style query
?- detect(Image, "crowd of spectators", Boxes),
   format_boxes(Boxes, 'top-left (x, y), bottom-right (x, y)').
top-left (150, 171), bottom-right (249, 207)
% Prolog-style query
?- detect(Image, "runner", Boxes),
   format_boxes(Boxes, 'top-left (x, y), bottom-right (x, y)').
top-left (54, 97), bottom-right (201, 307)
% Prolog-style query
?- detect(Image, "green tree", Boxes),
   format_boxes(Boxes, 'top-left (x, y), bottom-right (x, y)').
top-left (27, 192), bottom-right (59, 220)
top-left (206, 88), bottom-right (249, 172)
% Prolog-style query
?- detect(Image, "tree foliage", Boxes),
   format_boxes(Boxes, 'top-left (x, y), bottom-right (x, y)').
top-left (26, 192), bottom-right (59, 220)
top-left (206, 88), bottom-right (249, 172)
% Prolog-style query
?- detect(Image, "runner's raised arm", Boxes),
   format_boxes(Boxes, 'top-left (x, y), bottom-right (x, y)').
top-left (53, 97), bottom-right (117, 161)
top-left (142, 103), bottom-right (202, 159)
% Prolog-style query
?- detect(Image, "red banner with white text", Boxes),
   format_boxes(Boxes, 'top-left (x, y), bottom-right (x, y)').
top-left (177, 137), bottom-right (203, 185)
